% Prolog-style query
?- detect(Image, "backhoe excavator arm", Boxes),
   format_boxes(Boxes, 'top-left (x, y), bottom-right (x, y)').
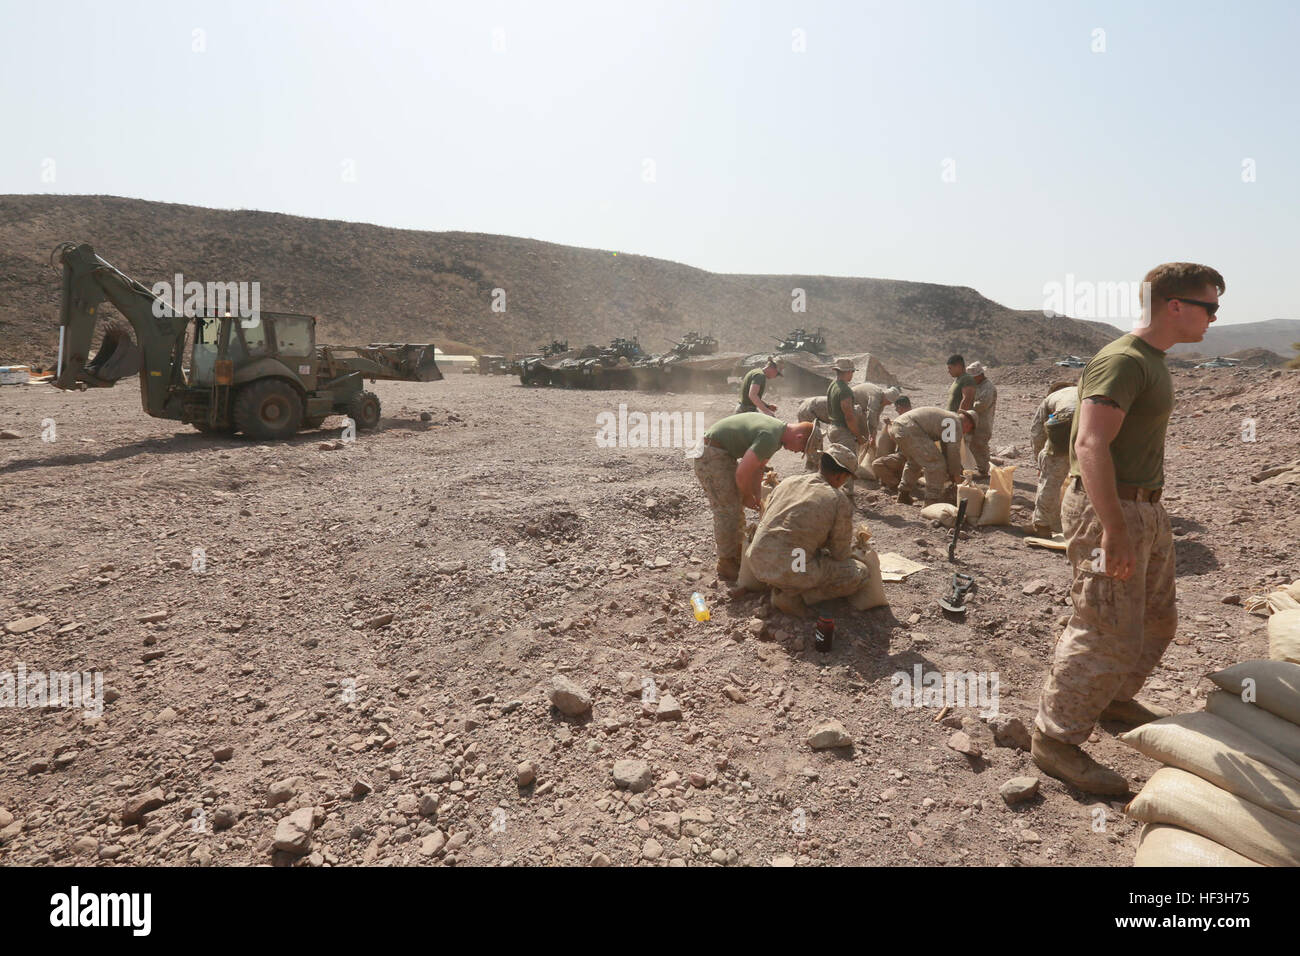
top-left (52, 242), bottom-right (190, 418)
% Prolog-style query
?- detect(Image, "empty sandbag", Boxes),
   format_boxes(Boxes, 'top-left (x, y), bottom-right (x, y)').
top-left (1204, 691), bottom-right (1300, 765)
top-left (956, 481), bottom-right (985, 521)
top-left (1208, 660), bottom-right (1300, 726)
top-left (1269, 609), bottom-right (1300, 665)
top-left (1134, 823), bottom-right (1261, 867)
top-left (1118, 712), bottom-right (1300, 821)
top-left (1125, 766), bottom-right (1300, 867)
top-left (920, 502), bottom-right (959, 527)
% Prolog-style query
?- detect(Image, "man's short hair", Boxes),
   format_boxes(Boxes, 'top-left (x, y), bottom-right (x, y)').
top-left (947, 354), bottom-right (965, 367)
top-left (1142, 263), bottom-right (1226, 308)
top-left (820, 452), bottom-right (854, 479)
top-left (895, 395), bottom-right (912, 409)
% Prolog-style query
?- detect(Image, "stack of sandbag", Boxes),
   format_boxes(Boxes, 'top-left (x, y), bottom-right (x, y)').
top-left (1122, 659), bottom-right (1300, 866)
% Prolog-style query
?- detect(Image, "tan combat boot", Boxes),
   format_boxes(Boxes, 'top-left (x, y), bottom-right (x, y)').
top-left (896, 489), bottom-right (914, 505)
top-left (1100, 698), bottom-right (1172, 728)
top-left (770, 588), bottom-right (809, 619)
top-left (716, 557), bottom-right (740, 583)
top-left (1031, 731), bottom-right (1130, 796)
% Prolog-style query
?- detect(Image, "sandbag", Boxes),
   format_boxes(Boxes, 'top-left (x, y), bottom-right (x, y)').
top-left (848, 551), bottom-right (888, 610)
top-left (956, 481), bottom-right (984, 522)
top-left (1118, 712), bottom-right (1300, 821)
top-left (1205, 691), bottom-right (1300, 765)
top-left (977, 464), bottom-right (1015, 526)
top-left (1208, 660), bottom-right (1300, 726)
top-left (920, 502), bottom-right (959, 527)
top-left (1125, 766), bottom-right (1300, 867)
top-left (1269, 609), bottom-right (1300, 665)
top-left (1134, 823), bottom-right (1261, 868)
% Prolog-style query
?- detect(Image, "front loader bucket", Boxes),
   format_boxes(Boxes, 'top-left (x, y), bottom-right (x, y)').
top-left (411, 345), bottom-right (444, 382)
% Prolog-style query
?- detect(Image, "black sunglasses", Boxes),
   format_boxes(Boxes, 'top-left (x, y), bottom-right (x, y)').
top-left (1167, 296), bottom-right (1219, 317)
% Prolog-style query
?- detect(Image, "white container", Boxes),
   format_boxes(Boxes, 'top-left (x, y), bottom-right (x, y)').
top-left (0, 366), bottom-right (30, 385)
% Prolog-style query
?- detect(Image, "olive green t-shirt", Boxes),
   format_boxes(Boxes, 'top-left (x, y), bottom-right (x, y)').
top-left (827, 379), bottom-right (854, 426)
top-left (705, 413), bottom-right (786, 461)
top-left (947, 373), bottom-right (974, 411)
top-left (1068, 334), bottom-right (1173, 489)
top-left (738, 368), bottom-right (767, 411)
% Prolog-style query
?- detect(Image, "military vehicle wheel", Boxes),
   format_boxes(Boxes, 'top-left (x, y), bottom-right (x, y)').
top-left (346, 390), bottom-right (381, 430)
top-left (233, 379), bottom-right (303, 440)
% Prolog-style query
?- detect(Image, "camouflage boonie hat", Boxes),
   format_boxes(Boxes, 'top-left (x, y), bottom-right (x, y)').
top-left (824, 443), bottom-right (858, 472)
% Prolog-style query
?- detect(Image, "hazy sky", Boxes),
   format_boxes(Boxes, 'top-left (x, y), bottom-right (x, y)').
top-left (3, 0), bottom-right (1296, 325)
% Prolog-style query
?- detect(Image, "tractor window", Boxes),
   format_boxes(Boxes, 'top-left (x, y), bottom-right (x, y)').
top-left (190, 317), bottom-right (220, 385)
top-left (274, 315), bottom-right (312, 356)
top-left (239, 317), bottom-right (268, 356)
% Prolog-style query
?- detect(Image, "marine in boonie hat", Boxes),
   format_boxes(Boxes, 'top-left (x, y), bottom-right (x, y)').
top-left (822, 442), bottom-right (859, 473)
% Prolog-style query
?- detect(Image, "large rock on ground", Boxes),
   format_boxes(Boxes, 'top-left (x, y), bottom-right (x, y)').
top-left (612, 759), bottom-right (653, 793)
top-left (806, 720), bottom-right (853, 750)
top-left (273, 807), bottom-right (316, 855)
top-left (548, 675), bottom-right (592, 716)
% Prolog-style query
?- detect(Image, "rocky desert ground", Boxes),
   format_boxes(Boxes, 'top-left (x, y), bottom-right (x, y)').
top-left (1, 363), bottom-right (1297, 867)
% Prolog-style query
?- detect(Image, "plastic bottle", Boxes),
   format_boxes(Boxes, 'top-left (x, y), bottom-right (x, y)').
top-left (690, 592), bottom-right (710, 622)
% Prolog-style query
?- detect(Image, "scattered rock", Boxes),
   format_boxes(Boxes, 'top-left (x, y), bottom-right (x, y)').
top-left (999, 776), bottom-right (1041, 806)
top-left (947, 731), bottom-right (981, 757)
top-left (656, 694), bottom-right (683, 720)
top-left (266, 778), bottom-right (300, 808)
top-left (807, 720), bottom-right (853, 750)
top-left (273, 807), bottom-right (315, 855)
top-left (4, 615), bottom-right (49, 635)
top-left (516, 761), bottom-right (537, 787)
top-left (612, 759), bottom-right (653, 793)
top-left (122, 788), bottom-right (166, 825)
top-left (212, 806), bottom-right (239, 830)
top-left (991, 716), bottom-right (1033, 751)
top-left (418, 794), bottom-right (439, 817)
top-left (212, 745), bottom-right (234, 762)
top-left (1022, 579), bottom-right (1049, 596)
top-left (420, 831), bottom-right (447, 856)
top-left (642, 838), bottom-right (664, 860)
top-left (549, 675), bottom-right (592, 716)
top-left (771, 854), bottom-right (797, 867)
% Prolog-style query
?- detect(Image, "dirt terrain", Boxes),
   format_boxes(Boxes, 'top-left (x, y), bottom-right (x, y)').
top-left (0, 364), bottom-right (1296, 867)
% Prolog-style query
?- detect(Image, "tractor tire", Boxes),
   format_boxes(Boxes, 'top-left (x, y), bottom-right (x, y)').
top-left (233, 379), bottom-right (303, 440)
top-left (346, 390), bottom-right (381, 430)
top-left (191, 421), bottom-right (232, 436)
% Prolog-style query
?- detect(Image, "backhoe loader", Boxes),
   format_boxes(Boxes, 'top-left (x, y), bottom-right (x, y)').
top-left (49, 242), bottom-right (443, 439)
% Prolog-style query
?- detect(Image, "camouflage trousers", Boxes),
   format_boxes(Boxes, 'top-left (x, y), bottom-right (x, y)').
top-left (692, 445), bottom-right (744, 566)
top-left (746, 540), bottom-right (871, 603)
top-left (893, 423), bottom-right (949, 504)
top-left (1035, 483), bottom-right (1178, 745)
top-left (825, 423), bottom-right (859, 495)
top-left (1032, 451), bottom-right (1070, 532)
top-left (967, 428), bottom-right (992, 476)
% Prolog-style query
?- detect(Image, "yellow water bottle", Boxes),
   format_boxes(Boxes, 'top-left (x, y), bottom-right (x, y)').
top-left (690, 592), bottom-right (710, 622)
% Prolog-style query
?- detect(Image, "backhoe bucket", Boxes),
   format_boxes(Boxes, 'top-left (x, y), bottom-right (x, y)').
top-left (84, 321), bottom-right (142, 384)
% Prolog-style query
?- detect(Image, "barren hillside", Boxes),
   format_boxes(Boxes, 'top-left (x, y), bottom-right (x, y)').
top-left (0, 195), bottom-right (1118, 368)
